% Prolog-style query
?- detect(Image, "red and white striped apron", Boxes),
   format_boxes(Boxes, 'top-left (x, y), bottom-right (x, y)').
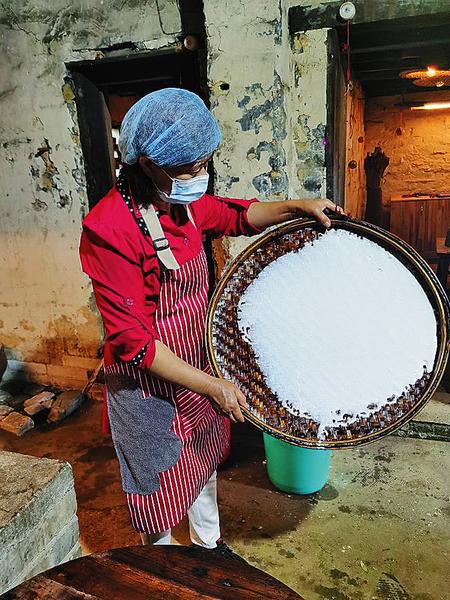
top-left (105, 245), bottom-right (229, 534)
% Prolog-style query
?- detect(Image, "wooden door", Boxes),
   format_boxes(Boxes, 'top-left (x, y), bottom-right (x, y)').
top-left (70, 72), bottom-right (115, 209)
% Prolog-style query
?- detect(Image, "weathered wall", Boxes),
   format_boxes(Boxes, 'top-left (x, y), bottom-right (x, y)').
top-left (204, 0), bottom-right (330, 260)
top-left (0, 1), bottom-right (181, 385)
top-left (1, 0), bottom-right (332, 382)
top-left (3, 0), bottom-right (443, 384)
top-left (365, 90), bottom-right (450, 207)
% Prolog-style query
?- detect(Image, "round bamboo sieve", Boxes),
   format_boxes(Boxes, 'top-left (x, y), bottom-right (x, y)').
top-left (205, 217), bottom-right (450, 449)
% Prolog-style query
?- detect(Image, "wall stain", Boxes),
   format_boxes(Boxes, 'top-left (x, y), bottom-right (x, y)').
top-left (217, 175), bottom-right (240, 191)
top-left (31, 138), bottom-right (72, 210)
top-left (303, 175), bottom-right (323, 193)
top-left (237, 71), bottom-right (288, 199)
top-left (0, 86), bottom-right (18, 101)
top-left (254, 17), bottom-right (282, 45)
top-left (2, 136), bottom-right (31, 149)
top-left (291, 32), bottom-right (309, 54)
top-left (19, 320), bottom-right (36, 332)
top-left (295, 117), bottom-right (326, 164)
top-left (237, 78), bottom-right (285, 136)
top-left (62, 79), bottom-right (88, 217)
top-left (31, 197), bottom-right (49, 212)
top-left (237, 95), bottom-right (250, 109)
top-left (294, 62), bottom-right (304, 88)
top-left (20, 308), bottom-right (102, 365)
top-left (1, 333), bottom-right (26, 351)
top-left (294, 116), bottom-right (326, 195)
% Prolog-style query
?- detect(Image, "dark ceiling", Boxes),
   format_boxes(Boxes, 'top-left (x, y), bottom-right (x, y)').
top-left (335, 13), bottom-right (450, 97)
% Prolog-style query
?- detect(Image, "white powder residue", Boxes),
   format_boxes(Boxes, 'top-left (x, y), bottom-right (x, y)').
top-left (237, 229), bottom-right (437, 437)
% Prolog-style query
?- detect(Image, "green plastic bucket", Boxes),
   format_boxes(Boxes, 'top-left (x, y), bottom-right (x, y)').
top-left (263, 432), bottom-right (331, 495)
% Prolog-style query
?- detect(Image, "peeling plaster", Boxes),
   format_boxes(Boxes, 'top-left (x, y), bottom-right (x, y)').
top-left (290, 32), bottom-right (309, 54)
top-left (31, 138), bottom-right (72, 210)
top-left (203, 3), bottom-right (330, 265)
top-left (0, 0), bottom-right (182, 371)
top-left (237, 95), bottom-right (251, 109)
top-left (237, 71), bottom-right (288, 199)
top-left (253, 16), bottom-right (282, 45)
top-left (294, 117), bottom-right (326, 164)
top-left (31, 197), bottom-right (49, 212)
top-left (0, 0), bottom-right (181, 54)
top-left (217, 175), bottom-right (241, 191)
top-left (62, 79), bottom-right (87, 216)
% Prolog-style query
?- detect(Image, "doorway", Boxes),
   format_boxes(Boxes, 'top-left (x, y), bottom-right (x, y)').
top-left (327, 13), bottom-right (450, 273)
top-left (68, 47), bottom-right (206, 208)
top-left (67, 44), bottom-right (218, 289)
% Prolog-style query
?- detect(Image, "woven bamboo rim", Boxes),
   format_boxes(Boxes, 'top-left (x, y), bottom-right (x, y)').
top-left (206, 217), bottom-right (450, 449)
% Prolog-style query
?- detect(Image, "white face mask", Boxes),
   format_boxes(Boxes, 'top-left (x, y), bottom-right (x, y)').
top-left (156, 170), bottom-right (209, 205)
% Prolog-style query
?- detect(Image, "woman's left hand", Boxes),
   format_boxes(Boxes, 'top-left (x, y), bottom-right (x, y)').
top-left (246, 197), bottom-right (348, 231)
top-left (288, 199), bottom-right (346, 228)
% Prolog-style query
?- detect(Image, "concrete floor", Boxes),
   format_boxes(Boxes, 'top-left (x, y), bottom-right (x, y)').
top-left (1, 384), bottom-right (449, 600)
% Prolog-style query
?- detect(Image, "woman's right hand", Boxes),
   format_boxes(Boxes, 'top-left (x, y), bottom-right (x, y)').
top-left (205, 377), bottom-right (248, 423)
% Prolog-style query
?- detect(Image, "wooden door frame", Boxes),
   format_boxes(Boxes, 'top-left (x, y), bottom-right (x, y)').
top-left (325, 28), bottom-right (346, 207)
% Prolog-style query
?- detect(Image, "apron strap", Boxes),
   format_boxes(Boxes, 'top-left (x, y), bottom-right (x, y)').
top-left (186, 205), bottom-right (197, 229)
top-left (140, 204), bottom-right (197, 271)
top-left (140, 204), bottom-right (180, 271)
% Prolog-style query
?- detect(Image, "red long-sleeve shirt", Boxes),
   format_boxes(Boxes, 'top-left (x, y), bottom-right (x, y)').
top-left (79, 186), bottom-right (261, 369)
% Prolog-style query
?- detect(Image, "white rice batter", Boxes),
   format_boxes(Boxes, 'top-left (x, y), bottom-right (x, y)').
top-left (237, 229), bottom-right (437, 437)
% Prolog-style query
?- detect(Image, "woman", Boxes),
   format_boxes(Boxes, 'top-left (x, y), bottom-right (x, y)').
top-left (80, 88), bottom-right (341, 550)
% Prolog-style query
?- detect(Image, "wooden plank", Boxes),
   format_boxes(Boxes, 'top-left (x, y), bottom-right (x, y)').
top-left (347, 23), bottom-right (450, 50)
top-left (353, 55), bottom-right (432, 68)
top-left (289, 1), bottom-right (450, 33)
top-left (361, 81), bottom-right (423, 98)
top-left (390, 200), bottom-right (421, 249)
top-left (3, 574), bottom-right (101, 599)
top-left (5, 546), bottom-right (304, 600)
top-left (325, 28), bottom-right (346, 204)
top-left (350, 38), bottom-right (450, 55)
top-left (391, 196), bottom-right (450, 203)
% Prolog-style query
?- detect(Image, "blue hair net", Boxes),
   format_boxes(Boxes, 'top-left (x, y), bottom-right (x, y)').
top-left (118, 88), bottom-right (222, 166)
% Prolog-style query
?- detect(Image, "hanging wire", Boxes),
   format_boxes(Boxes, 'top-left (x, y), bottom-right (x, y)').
top-left (343, 20), bottom-right (353, 95)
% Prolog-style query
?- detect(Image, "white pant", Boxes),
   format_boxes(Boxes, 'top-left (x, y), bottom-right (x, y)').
top-left (149, 471), bottom-right (220, 548)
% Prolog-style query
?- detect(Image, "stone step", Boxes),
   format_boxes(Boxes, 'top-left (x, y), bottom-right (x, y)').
top-left (395, 390), bottom-right (450, 442)
top-left (0, 451), bottom-right (80, 594)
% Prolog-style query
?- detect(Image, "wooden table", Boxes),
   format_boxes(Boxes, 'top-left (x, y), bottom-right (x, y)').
top-left (1, 545), bottom-right (304, 600)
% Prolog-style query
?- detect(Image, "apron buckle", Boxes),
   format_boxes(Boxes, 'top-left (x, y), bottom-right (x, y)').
top-left (153, 237), bottom-right (170, 251)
